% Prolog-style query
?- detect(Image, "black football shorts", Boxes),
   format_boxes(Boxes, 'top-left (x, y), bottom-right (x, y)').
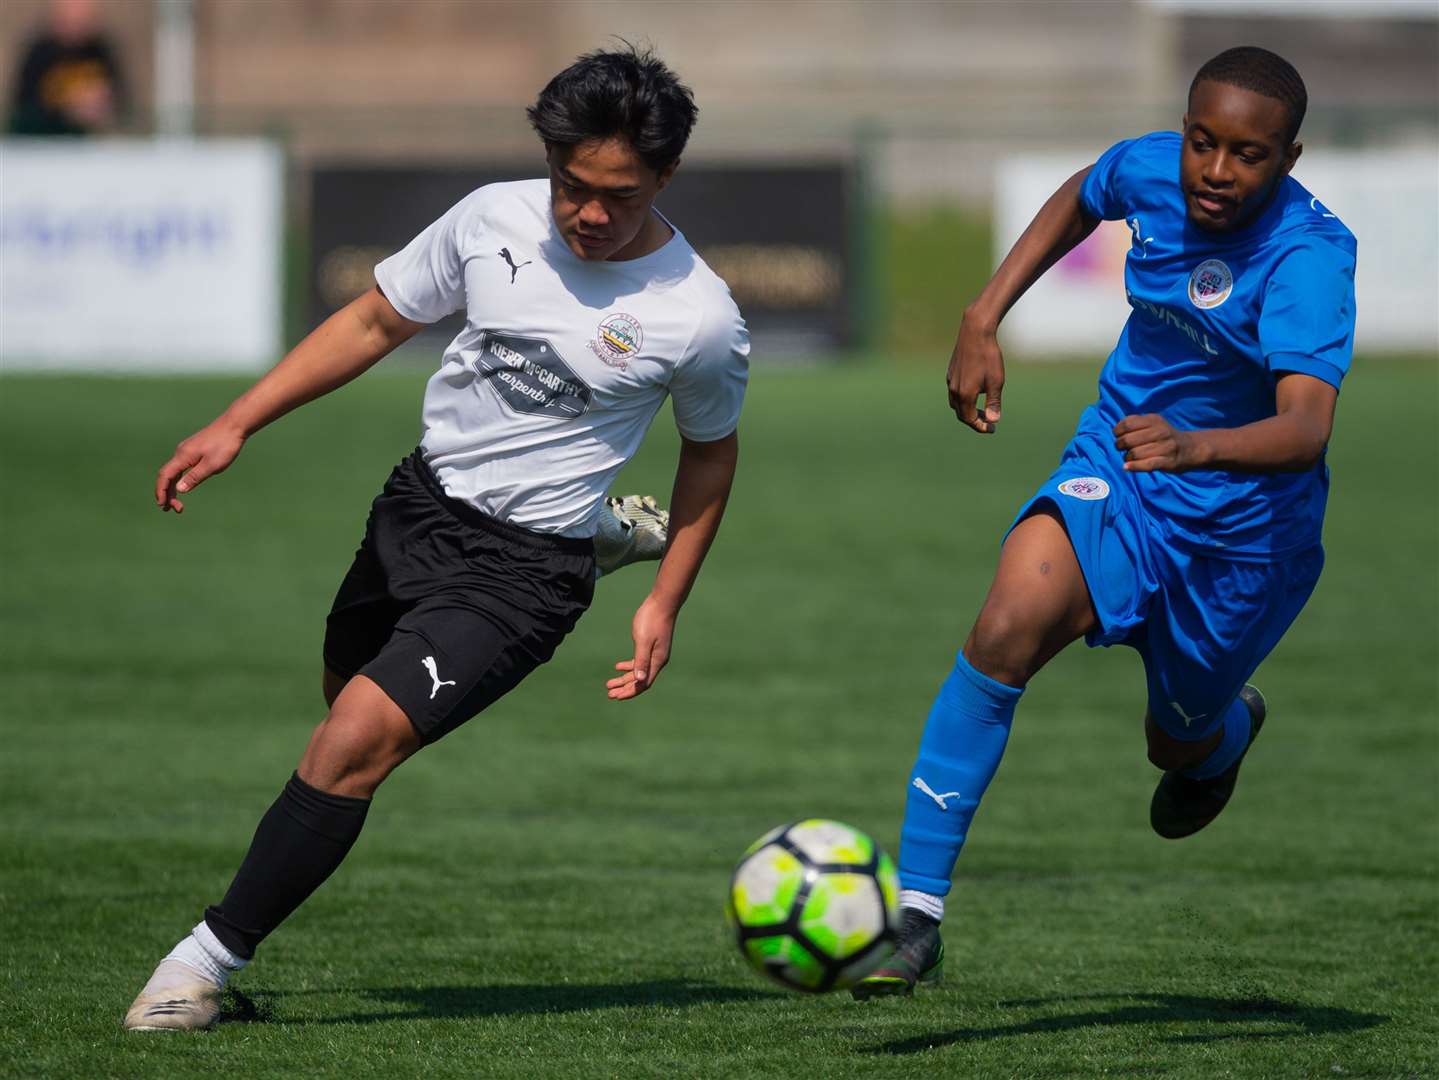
top-left (323, 449), bottom-right (596, 743)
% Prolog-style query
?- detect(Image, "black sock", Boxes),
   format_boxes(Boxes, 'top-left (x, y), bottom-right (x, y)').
top-left (203, 772), bottom-right (370, 960)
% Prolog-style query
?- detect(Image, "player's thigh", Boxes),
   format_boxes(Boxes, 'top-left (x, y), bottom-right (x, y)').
top-left (322, 666), bottom-right (348, 708)
top-left (1141, 545), bottom-right (1324, 743)
top-left (966, 506), bottom-right (1098, 684)
top-left (322, 530), bottom-right (407, 691)
top-left (361, 587), bottom-right (590, 746)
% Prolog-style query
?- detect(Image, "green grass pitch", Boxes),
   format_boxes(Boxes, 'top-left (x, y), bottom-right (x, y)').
top-left (1, 358), bottom-right (1435, 1078)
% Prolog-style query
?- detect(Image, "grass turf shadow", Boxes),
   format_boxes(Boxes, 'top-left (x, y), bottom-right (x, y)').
top-left (224, 979), bottom-right (779, 1025)
top-left (869, 992), bottom-right (1389, 1055)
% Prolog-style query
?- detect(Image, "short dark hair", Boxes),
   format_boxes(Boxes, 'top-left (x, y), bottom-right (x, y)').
top-left (527, 43), bottom-right (698, 172)
top-left (1190, 46), bottom-right (1308, 142)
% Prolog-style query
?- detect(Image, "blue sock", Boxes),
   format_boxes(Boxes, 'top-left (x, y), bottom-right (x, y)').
top-left (897, 651), bottom-right (1023, 896)
top-left (1181, 695), bottom-right (1252, 780)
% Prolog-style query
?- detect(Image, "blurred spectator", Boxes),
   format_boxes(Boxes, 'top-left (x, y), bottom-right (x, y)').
top-left (8, 0), bottom-right (127, 136)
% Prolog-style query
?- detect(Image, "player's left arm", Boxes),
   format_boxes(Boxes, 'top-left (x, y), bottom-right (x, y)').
top-left (1113, 372), bottom-right (1337, 473)
top-left (607, 431), bottom-right (738, 701)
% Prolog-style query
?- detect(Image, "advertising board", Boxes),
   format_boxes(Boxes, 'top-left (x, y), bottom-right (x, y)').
top-left (1, 139), bottom-right (284, 370)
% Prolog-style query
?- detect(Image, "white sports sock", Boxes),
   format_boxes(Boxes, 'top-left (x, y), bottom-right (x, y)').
top-left (900, 888), bottom-right (945, 923)
top-left (159, 921), bottom-right (247, 989)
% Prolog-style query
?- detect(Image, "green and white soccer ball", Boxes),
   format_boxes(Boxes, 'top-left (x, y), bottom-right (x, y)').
top-left (725, 819), bottom-right (900, 993)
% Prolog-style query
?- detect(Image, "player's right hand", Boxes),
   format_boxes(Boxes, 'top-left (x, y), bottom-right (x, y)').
top-left (155, 419), bottom-right (246, 513)
top-left (947, 309), bottom-right (1005, 434)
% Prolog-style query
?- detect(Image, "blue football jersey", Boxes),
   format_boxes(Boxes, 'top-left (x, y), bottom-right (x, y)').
top-left (1074, 130), bottom-right (1357, 560)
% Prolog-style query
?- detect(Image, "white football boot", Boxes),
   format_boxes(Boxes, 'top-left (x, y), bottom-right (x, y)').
top-left (593, 494), bottom-right (670, 577)
top-left (123, 957), bottom-right (222, 1031)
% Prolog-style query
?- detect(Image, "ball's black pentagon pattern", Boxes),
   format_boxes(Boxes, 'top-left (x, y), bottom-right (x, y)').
top-left (728, 821), bottom-right (898, 994)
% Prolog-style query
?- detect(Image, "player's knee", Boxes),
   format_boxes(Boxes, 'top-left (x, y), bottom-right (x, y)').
top-left (966, 605), bottom-right (1043, 685)
top-left (298, 698), bottom-right (419, 798)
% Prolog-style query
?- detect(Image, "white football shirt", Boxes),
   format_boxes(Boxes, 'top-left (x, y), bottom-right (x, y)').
top-left (374, 179), bottom-right (749, 537)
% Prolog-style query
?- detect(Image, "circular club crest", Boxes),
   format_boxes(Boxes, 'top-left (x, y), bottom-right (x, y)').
top-left (1187, 259), bottom-right (1233, 310)
top-left (1058, 476), bottom-right (1110, 501)
top-left (591, 312), bottom-right (643, 367)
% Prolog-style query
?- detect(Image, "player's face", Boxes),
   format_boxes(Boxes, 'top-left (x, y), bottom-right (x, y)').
top-left (1180, 80), bottom-right (1301, 233)
top-left (547, 138), bottom-right (676, 261)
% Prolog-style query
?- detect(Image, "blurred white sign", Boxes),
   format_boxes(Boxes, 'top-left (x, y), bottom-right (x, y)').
top-left (1, 139), bottom-right (283, 370)
top-left (995, 146), bottom-right (1439, 356)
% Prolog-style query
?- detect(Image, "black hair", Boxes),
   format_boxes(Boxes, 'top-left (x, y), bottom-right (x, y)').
top-left (1189, 46), bottom-right (1307, 143)
top-left (527, 43), bottom-right (697, 172)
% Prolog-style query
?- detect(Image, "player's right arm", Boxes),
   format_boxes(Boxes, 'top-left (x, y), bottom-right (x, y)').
top-left (948, 166), bottom-right (1098, 433)
top-left (155, 286), bottom-right (424, 513)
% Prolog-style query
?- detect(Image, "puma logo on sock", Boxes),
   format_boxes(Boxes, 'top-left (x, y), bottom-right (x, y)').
top-left (913, 776), bottom-right (962, 811)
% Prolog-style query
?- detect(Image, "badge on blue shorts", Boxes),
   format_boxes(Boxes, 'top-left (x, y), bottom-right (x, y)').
top-left (1058, 477), bottom-right (1110, 501)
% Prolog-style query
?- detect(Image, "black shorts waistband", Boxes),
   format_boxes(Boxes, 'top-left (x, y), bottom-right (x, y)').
top-left (408, 449), bottom-right (595, 556)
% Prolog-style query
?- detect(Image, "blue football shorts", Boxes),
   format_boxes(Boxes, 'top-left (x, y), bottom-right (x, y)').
top-left (1008, 432), bottom-right (1323, 742)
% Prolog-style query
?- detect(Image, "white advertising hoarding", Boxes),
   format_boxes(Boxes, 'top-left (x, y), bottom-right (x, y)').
top-left (995, 146), bottom-right (1439, 356)
top-left (1, 139), bottom-right (283, 370)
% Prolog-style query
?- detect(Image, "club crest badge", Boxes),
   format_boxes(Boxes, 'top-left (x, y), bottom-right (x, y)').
top-left (1058, 477), bottom-right (1110, 501)
top-left (1187, 259), bottom-right (1233, 310)
top-left (588, 312), bottom-right (643, 369)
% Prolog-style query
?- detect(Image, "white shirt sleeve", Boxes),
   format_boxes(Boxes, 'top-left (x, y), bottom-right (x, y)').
top-left (373, 190), bottom-right (482, 324)
top-left (669, 298), bottom-right (750, 442)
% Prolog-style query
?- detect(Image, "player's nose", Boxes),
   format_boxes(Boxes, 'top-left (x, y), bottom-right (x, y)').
top-left (579, 199), bottom-right (610, 225)
top-left (1202, 150), bottom-right (1236, 187)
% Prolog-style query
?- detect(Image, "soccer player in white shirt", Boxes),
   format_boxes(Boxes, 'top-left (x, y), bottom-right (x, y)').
top-left (126, 45), bottom-right (748, 1031)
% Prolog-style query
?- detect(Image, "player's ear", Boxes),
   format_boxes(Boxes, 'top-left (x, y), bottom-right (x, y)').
top-left (1282, 141), bottom-right (1302, 176)
top-left (1180, 112), bottom-right (1189, 133)
top-left (655, 158), bottom-right (679, 193)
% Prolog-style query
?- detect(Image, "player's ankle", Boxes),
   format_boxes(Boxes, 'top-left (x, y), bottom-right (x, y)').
top-left (163, 921), bottom-right (247, 989)
top-left (899, 889), bottom-right (944, 924)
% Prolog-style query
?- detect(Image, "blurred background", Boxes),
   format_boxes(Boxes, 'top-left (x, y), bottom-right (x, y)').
top-left (1, 0), bottom-right (1436, 366)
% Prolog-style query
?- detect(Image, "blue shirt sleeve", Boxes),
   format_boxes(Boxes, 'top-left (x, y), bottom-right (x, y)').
top-left (1078, 138), bottom-right (1137, 221)
top-left (1259, 238), bottom-right (1357, 390)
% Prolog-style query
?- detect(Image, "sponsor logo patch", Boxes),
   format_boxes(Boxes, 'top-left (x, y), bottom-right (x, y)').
top-left (474, 330), bottom-right (592, 419)
top-left (1058, 476), bottom-right (1110, 501)
top-left (587, 312), bottom-right (643, 369)
top-left (1187, 258), bottom-right (1233, 310)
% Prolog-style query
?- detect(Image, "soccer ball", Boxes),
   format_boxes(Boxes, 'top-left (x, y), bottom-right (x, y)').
top-left (725, 819), bottom-right (899, 993)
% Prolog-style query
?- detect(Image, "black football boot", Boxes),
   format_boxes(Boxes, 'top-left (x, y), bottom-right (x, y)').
top-left (851, 908), bottom-right (944, 1000)
top-left (1151, 684), bottom-right (1267, 840)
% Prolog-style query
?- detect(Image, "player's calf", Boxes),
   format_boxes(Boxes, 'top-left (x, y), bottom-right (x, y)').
top-left (126, 680), bottom-right (409, 1031)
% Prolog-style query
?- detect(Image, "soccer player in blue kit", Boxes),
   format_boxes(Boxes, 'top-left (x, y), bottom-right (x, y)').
top-left (854, 47), bottom-right (1357, 998)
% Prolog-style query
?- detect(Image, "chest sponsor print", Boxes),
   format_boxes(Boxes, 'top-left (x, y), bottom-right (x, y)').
top-left (474, 330), bottom-right (592, 419)
top-left (1187, 259), bottom-right (1233, 310)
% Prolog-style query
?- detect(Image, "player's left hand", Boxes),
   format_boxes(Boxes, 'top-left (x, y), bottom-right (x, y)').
top-left (1113, 413), bottom-right (1199, 472)
top-left (608, 594), bottom-right (676, 700)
